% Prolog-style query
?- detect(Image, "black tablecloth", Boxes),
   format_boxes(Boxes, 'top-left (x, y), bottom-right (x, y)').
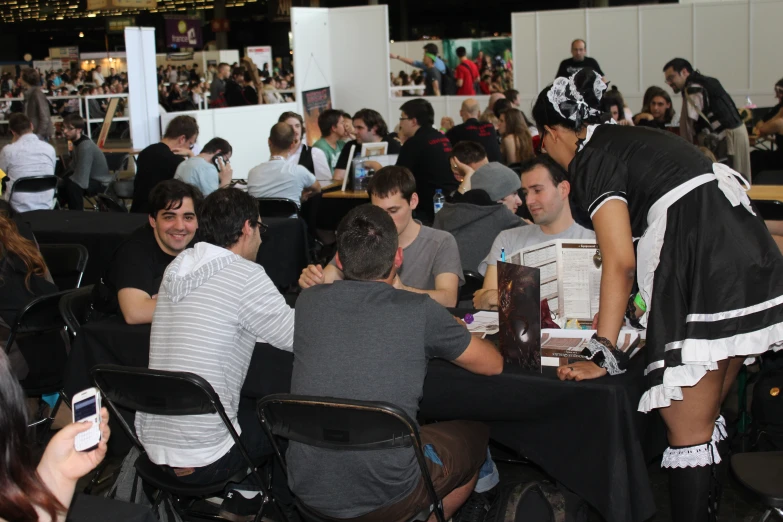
top-left (15, 210), bottom-right (309, 290)
top-left (63, 317), bottom-right (658, 522)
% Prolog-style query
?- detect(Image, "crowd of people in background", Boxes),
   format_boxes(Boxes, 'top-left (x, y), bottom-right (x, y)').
top-left (391, 43), bottom-right (514, 97)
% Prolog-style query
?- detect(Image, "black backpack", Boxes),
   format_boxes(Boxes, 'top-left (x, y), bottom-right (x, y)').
top-left (440, 65), bottom-right (458, 96)
top-left (751, 350), bottom-right (783, 451)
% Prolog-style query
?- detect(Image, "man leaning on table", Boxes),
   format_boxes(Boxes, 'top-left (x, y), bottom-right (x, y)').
top-left (473, 155), bottom-right (594, 310)
top-left (289, 203), bottom-right (502, 521)
top-left (92, 180), bottom-right (203, 324)
top-left (299, 166), bottom-right (464, 307)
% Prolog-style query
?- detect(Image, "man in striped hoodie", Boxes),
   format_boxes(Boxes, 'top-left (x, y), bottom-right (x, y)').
top-left (135, 187), bottom-right (295, 521)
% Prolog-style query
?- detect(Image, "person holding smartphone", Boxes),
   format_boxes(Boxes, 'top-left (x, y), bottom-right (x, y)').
top-left (0, 349), bottom-right (111, 521)
top-left (174, 137), bottom-right (234, 196)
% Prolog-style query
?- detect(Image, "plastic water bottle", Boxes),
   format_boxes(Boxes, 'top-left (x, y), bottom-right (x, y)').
top-left (433, 189), bottom-right (445, 214)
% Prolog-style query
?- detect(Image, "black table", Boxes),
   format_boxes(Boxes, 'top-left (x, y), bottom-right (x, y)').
top-left (63, 317), bottom-right (658, 522)
top-left (66, 494), bottom-right (156, 522)
top-left (15, 210), bottom-right (309, 290)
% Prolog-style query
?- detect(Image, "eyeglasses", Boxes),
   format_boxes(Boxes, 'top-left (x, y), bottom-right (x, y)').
top-left (399, 117), bottom-right (411, 121)
top-left (253, 221), bottom-right (269, 235)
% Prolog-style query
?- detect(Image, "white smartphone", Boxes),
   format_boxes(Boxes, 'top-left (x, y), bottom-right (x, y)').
top-left (72, 387), bottom-right (102, 452)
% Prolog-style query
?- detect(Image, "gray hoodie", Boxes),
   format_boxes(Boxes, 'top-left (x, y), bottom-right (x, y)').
top-left (433, 202), bottom-right (524, 273)
top-left (136, 242), bottom-right (294, 467)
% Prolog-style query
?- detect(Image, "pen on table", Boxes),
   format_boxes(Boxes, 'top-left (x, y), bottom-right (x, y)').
top-left (500, 248), bottom-right (506, 263)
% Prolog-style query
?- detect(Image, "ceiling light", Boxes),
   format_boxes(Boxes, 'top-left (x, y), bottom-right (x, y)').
top-left (79, 31), bottom-right (84, 37)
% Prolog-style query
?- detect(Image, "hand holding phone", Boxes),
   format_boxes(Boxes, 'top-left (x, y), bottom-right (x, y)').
top-left (72, 387), bottom-right (102, 452)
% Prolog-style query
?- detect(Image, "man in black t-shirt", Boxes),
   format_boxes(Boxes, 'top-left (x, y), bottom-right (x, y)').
top-left (334, 108), bottom-right (401, 182)
top-left (445, 99), bottom-right (502, 163)
top-left (100, 180), bottom-right (203, 324)
top-left (131, 115), bottom-right (199, 214)
top-left (555, 39), bottom-right (605, 80)
top-left (396, 99), bottom-right (456, 224)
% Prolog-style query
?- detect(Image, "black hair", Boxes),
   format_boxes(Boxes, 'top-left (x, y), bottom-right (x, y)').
top-left (451, 141), bottom-right (487, 165)
top-left (353, 108), bottom-right (388, 137)
top-left (519, 154), bottom-right (568, 187)
top-left (531, 68), bottom-right (607, 134)
top-left (269, 121), bottom-right (296, 151)
top-left (198, 188), bottom-right (260, 249)
top-left (20, 68), bottom-right (39, 86)
top-left (63, 113), bottom-right (86, 131)
top-left (663, 58), bottom-right (693, 74)
top-left (148, 179), bottom-right (204, 220)
top-left (423, 43), bottom-right (439, 55)
top-left (641, 86), bottom-right (675, 124)
top-left (493, 98), bottom-right (513, 119)
top-left (775, 78), bottom-right (783, 91)
top-left (367, 166), bottom-right (417, 203)
top-left (163, 115), bottom-right (199, 140)
top-left (336, 204), bottom-right (399, 281)
top-left (504, 89), bottom-right (520, 103)
top-left (600, 96), bottom-right (623, 120)
top-left (201, 137), bottom-right (232, 156)
top-left (456, 47), bottom-right (467, 58)
top-left (8, 113), bottom-right (31, 136)
top-left (400, 98), bottom-right (434, 128)
top-left (317, 109), bottom-right (343, 137)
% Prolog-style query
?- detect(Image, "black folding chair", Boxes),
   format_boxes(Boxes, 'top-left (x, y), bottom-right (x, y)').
top-left (39, 243), bottom-right (89, 290)
top-left (459, 270), bottom-right (485, 304)
top-left (91, 365), bottom-right (283, 522)
top-left (7, 175), bottom-right (59, 211)
top-left (730, 451), bottom-right (783, 521)
top-left (257, 198), bottom-right (300, 218)
top-left (257, 394), bottom-right (446, 522)
top-left (6, 290), bottom-right (74, 429)
top-left (58, 285), bottom-right (94, 338)
top-left (94, 193), bottom-right (128, 212)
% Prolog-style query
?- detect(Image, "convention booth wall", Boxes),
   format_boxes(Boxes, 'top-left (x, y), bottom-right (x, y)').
top-left (292, 5), bottom-right (391, 125)
top-left (511, 0), bottom-right (783, 118)
top-left (161, 102), bottom-right (297, 180)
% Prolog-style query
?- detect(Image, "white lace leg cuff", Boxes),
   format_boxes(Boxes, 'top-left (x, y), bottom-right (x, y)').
top-left (662, 441), bottom-right (720, 468)
top-left (584, 338), bottom-right (627, 375)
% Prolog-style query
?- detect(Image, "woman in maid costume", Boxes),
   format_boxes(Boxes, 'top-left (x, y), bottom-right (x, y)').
top-left (534, 69), bottom-right (783, 522)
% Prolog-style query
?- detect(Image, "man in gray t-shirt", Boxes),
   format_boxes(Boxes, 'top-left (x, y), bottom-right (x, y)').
top-left (288, 205), bottom-right (502, 520)
top-left (474, 155), bottom-right (595, 310)
top-left (299, 166), bottom-right (464, 307)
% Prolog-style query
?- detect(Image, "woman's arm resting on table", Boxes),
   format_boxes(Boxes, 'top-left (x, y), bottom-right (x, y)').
top-left (558, 200), bottom-right (636, 382)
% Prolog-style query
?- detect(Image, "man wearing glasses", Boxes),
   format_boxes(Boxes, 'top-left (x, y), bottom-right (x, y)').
top-left (131, 115), bottom-right (199, 213)
top-left (60, 113), bottom-right (113, 210)
top-left (136, 187), bottom-right (295, 521)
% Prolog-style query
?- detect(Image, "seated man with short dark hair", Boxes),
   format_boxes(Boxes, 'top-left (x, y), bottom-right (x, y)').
top-left (60, 113), bottom-right (113, 210)
top-left (136, 187), bottom-right (295, 521)
top-left (288, 204), bottom-right (503, 520)
top-left (93, 180), bottom-right (203, 324)
top-left (299, 166), bottom-right (463, 307)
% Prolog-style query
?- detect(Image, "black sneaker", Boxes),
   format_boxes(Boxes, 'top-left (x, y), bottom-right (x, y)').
top-left (218, 490), bottom-right (264, 522)
top-left (453, 491), bottom-right (491, 522)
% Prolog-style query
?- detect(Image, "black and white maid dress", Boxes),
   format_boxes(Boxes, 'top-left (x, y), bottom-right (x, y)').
top-left (568, 123), bottom-right (783, 419)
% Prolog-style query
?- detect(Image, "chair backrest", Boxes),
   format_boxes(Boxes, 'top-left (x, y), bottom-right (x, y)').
top-left (5, 290), bottom-right (72, 353)
top-left (258, 394), bottom-right (419, 451)
top-left (257, 198), bottom-right (300, 218)
top-left (8, 175), bottom-right (58, 208)
top-left (39, 243), bottom-right (89, 290)
top-left (110, 178), bottom-right (135, 199)
top-left (104, 153), bottom-right (130, 174)
top-left (753, 199), bottom-right (783, 221)
top-left (460, 270), bottom-right (485, 303)
top-left (91, 364), bottom-right (230, 449)
top-left (95, 193), bottom-right (127, 212)
top-left (257, 394), bottom-right (446, 522)
top-left (58, 285), bottom-right (94, 338)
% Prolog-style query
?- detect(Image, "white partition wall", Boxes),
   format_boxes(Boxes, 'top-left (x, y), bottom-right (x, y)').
top-left (292, 7), bottom-right (332, 115)
top-left (292, 6), bottom-right (390, 121)
top-left (161, 103), bottom-right (297, 180)
top-left (329, 6), bottom-right (391, 120)
top-left (512, 0), bottom-right (782, 118)
top-left (125, 27), bottom-right (160, 149)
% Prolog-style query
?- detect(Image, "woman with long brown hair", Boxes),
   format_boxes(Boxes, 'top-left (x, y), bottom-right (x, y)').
top-left (0, 347), bottom-right (110, 522)
top-left (0, 213), bottom-right (58, 377)
top-left (498, 108), bottom-right (534, 166)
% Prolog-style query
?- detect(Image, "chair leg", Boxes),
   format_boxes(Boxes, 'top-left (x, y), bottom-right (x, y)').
top-left (759, 509), bottom-right (772, 522)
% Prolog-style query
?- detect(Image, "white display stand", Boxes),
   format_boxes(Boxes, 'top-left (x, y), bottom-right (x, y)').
top-left (160, 102), bottom-right (297, 181)
top-left (125, 27), bottom-right (160, 150)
